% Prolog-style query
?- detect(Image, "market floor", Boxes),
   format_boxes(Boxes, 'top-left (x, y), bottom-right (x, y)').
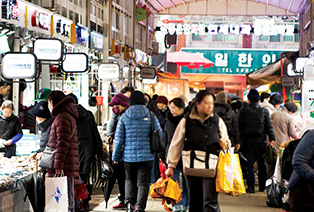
top-left (90, 187), bottom-right (281, 212)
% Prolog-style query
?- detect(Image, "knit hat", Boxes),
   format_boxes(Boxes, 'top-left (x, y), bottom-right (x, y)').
top-left (216, 91), bottom-right (227, 103)
top-left (129, 91), bottom-right (146, 106)
top-left (109, 93), bottom-right (129, 107)
top-left (270, 94), bottom-right (283, 106)
top-left (247, 89), bottom-right (260, 103)
top-left (155, 96), bottom-right (169, 105)
top-left (29, 101), bottom-right (51, 118)
top-left (34, 88), bottom-right (52, 102)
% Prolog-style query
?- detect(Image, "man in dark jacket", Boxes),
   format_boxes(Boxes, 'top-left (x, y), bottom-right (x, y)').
top-left (238, 89), bottom-right (275, 193)
top-left (214, 91), bottom-right (241, 151)
top-left (67, 94), bottom-right (105, 210)
top-left (0, 81), bottom-right (11, 108)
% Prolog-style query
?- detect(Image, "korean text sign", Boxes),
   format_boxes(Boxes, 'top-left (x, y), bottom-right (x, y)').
top-left (181, 48), bottom-right (291, 75)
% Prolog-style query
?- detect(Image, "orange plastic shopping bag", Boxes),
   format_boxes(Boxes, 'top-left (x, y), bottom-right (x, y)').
top-left (216, 148), bottom-right (246, 197)
top-left (150, 177), bottom-right (182, 211)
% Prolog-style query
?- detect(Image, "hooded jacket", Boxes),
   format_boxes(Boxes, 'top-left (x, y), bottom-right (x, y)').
top-left (75, 104), bottom-right (104, 175)
top-left (112, 105), bottom-right (163, 163)
top-left (37, 118), bottom-right (53, 153)
top-left (214, 102), bottom-right (241, 145)
top-left (260, 100), bottom-right (276, 116)
top-left (45, 97), bottom-right (79, 185)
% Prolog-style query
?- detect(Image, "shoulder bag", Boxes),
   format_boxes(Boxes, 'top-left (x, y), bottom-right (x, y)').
top-left (39, 127), bottom-right (76, 169)
top-left (149, 112), bottom-right (165, 153)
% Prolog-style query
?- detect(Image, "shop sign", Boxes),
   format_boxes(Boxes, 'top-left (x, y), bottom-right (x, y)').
top-left (76, 24), bottom-right (89, 46)
top-left (62, 53), bottom-right (88, 73)
top-left (53, 15), bottom-right (72, 40)
top-left (33, 38), bottom-right (63, 61)
top-left (140, 66), bottom-right (156, 79)
top-left (0, 1), bottom-right (53, 33)
top-left (98, 63), bottom-right (120, 80)
top-left (1, 0), bottom-right (19, 20)
top-left (159, 19), bottom-right (294, 36)
top-left (1, 53), bottom-right (37, 79)
top-left (181, 48), bottom-right (295, 75)
top-left (281, 77), bottom-right (295, 87)
top-left (90, 31), bottom-right (104, 52)
top-left (31, 10), bottom-right (50, 30)
top-left (16, 135), bottom-right (37, 156)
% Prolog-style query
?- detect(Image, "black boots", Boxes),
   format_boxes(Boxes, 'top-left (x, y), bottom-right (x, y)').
top-left (127, 203), bottom-right (134, 212)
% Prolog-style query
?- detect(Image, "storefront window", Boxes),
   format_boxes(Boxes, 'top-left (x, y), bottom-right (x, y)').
top-left (270, 35), bottom-right (281, 42)
top-left (213, 34), bottom-right (224, 41)
top-left (226, 35), bottom-right (236, 41)
top-left (283, 35), bottom-right (294, 42)
top-left (259, 35), bottom-right (268, 42)
top-left (192, 34), bottom-right (202, 41)
top-left (62, 7), bottom-right (67, 18)
top-left (116, 13), bottom-right (120, 29)
top-left (295, 24), bottom-right (299, 42)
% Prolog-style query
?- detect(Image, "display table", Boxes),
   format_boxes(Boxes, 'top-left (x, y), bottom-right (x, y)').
top-left (0, 156), bottom-right (37, 212)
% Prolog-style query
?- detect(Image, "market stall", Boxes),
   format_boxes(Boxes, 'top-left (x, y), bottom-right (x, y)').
top-left (0, 155), bottom-right (37, 211)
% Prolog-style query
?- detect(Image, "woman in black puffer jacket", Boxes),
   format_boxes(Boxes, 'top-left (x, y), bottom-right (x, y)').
top-left (163, 98), bottom-right (189, 212)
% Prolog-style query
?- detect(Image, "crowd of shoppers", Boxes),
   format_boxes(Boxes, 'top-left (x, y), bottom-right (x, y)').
top-left (0, 79), bottom-right (310, 212)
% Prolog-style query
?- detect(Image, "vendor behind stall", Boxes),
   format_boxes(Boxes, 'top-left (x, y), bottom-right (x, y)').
top-left (0, 100), bottom-right (23, 158)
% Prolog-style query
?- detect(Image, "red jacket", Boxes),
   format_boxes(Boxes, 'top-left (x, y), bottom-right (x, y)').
top-left (45, 97), bottom-right (79, 185)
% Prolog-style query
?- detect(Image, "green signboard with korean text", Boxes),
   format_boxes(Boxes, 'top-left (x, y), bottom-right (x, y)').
top-left (181, 48), bottom-right (296, 75)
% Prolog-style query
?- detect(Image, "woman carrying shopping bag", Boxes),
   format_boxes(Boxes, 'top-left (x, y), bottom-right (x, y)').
top-left (166, 90), bottom-right (230, 212)
top-left (162, 97), bottom-right (188, 212)
top-left (45, 91), bottom-right (79, 185)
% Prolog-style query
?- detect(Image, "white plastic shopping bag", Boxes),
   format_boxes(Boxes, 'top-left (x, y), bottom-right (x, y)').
top-left (45, 175), bottom-right (69, 212)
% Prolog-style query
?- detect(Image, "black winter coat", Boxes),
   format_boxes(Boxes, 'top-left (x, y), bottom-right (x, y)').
top-left (238, 103), bottom-right (275, 144)
top-left (75, 104), bottom-right (104, 175)
top-left (37, 118), bottom-right (53, 153)
top-left (0, 114), bottom-right (22, 141)
top-left (214, 102), bottom-right (241, 145)
top-left (162, 111), bottom-right (184, 161)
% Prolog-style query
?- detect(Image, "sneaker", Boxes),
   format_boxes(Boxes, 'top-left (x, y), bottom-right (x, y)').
top-left (112, 203), bottom-right (127, 210)
top-left (246, 187), bottom-right (255, 193)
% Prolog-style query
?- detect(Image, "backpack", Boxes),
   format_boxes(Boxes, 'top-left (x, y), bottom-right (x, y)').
top-left (242, 106), bottom-right (265, 137)
top-left (217, 109), bottom-right (234, 138)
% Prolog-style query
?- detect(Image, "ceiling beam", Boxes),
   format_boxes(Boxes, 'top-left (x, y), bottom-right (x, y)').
top-left (287, 0), bottom-right (294, 12)
top-left (182, 0), bottom-right (186, 5)
top-left (169, 0), bottom-right (176, 7)
top-left (155, 0), bottom-right (166, 11)
top-left (145, 0), bottom-right (159, 13)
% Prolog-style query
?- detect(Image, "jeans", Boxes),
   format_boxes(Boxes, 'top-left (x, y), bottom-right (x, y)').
top-left (185, 175), bottom-right (220, 212)
top-left (172, 166), bottom-right (189, 211)
top-left (242, 143), bottom-right (267, 190)
top-left (124, 161), bottom-right (153, 211)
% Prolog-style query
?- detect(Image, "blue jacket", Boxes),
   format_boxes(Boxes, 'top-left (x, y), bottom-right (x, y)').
top-left (112, 105), bottom-right (163, 163)
top-left (288, 130), bottom-right (314, 190)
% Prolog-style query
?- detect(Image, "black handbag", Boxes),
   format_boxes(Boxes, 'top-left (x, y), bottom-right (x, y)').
top-left (39, 127), bottom-right (76, 169)
top-left (149, 112), bottom-right (165, 153)
top-left (266, 177), bottom-right (284, 208)
top-left (264, 145), bottom-right (277, 165)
